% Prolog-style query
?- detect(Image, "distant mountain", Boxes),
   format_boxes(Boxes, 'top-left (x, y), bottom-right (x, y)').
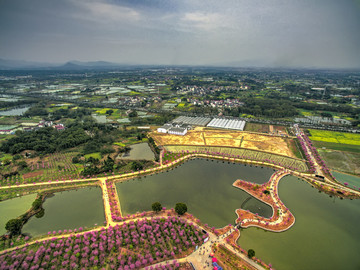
top-left (54, 60), bottom-right (125, 70)
top-left (0, 58), bottom-right (128, 70)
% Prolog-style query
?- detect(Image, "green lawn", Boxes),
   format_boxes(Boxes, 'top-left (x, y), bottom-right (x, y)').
top-left (84, 152), bottom-right (102, 160)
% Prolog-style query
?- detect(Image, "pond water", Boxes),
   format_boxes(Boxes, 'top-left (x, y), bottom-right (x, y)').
top-left (332, 171), bottom-right (360, 190)
top-left (238, 175), bottom-right (360, 270)
top-left (0, 194), bottom-right (37, 235)
top-left (22, 187), bottom-right (105, 237)
top-left (119, 142), bottom-right (154, 160)
top-left (0, 105), bottom-right (32, 116)
top-left (117, 159), bottom-right (274, 228)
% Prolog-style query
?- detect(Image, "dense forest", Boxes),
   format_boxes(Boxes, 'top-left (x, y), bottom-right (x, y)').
top-left (0, 126), bottom-right (90, 154)
top-left (0, 121), bottom-right (117, 155)
top-left (223, 97), bottom-right (298, 118)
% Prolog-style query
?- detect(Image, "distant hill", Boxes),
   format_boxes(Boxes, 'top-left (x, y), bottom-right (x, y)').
top-left (54, 61), bottom-right (125, 70)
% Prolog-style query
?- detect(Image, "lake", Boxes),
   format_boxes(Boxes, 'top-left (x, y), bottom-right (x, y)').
top-left (0, 194), bottom-right (37, 235)
top-left (119, 142), bottom-right (154, 160)
top-left (117, 159), bottom-right (274, 228)
top-left (332, 170), bottom-right (360, 190)
top-left (22, 187), bottom-right (105, 237)
top-left (238, 175), bottom-right (360, 270)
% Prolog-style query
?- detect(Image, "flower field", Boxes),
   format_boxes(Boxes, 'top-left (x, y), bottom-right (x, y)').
top-left (0, 217), bottom-right (207, 269)
top-left (308, 129), bottom-right (360, 146)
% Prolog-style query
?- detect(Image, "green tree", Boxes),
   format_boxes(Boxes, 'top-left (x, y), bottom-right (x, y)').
top-left (72, 156), bottom-right (80, 164)
top-left (32, 198), bottom-right (42, 210)
top-left (12, 154), bottom-right (22, 161)
top-left (320, 112), bottom-right (332, 118)
top-left (103, 156), bottom-right (115, 172)
top-left (106, 109), bottom-right (114, 115)
top-left (35, 208), bottom-right (45, 218)
top-left (2, 158), bottom-right (11, 166)
top-left (248, 249), bottom-right (255, 258)
top-left (17, 160), bottom-right (28, 169)
top-left (175, 203), bottom-right (187, 215)
top-left (5, 219), bottom-right (22, 235)
top-left (131, 161), bottom-right (143, 171)
top-left (152, 202), bottom-right (162, 212)
top-left (128, 111), bottom-right (138, 118)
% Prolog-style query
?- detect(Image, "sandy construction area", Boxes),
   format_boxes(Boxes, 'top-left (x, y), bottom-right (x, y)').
top-left (151, 130), bottom-right (296, 158)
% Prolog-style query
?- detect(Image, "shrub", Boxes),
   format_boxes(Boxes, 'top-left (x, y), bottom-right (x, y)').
top-left (5, 219), bottom-right (22, 235)
top-left (248, 249), bottom-right (255, 258)
top-left (175, 203), bottom-right (187, 215)
top-left (152, 202), bottom-right (162, 212)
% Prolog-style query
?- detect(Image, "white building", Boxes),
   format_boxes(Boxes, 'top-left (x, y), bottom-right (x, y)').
top-left (168, 127), bottom-right (188, 136)
top-left (157, 124), bottom-right (173, 133)
top-left (157, 123), bottom-right (188, 135)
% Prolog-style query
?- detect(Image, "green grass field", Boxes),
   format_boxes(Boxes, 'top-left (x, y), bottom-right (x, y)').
top-left (244, 123), bottom-right (269, 133)
top-left (312, 141), bottom-right (360, 153)
top-left (0, 153), bottom-right (12, 161)
top-left (84, 152), bottom-right (102, 160)
top-left (113, 142), bottom-right (126, 147)
top-left (317, 149), bottom-right (360, 176)
top-left (308, 129), bottom-right (360, 146)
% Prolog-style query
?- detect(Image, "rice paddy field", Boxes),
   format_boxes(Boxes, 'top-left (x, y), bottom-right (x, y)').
top-left (308, 129), bottom-right (360, 146)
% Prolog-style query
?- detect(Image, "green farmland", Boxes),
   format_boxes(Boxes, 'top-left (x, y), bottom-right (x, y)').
top-left (308, 129), bottom-right (360, 146)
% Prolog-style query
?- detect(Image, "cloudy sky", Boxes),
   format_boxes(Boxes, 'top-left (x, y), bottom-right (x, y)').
top-left (1, 0), bottom-right (360, 68)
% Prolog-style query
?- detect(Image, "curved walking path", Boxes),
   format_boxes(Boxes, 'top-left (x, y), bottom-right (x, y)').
top-left (234, 170), bottom-right (295, 232)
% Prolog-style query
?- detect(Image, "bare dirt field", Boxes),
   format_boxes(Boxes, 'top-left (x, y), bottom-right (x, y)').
top-left (245, 123), bottom-right (288, 136)
top-left (151, 129), bottom-right (297, 158)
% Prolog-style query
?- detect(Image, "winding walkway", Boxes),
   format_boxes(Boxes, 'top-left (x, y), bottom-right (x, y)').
top-left (235, 170), bottom-right (295, 231)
